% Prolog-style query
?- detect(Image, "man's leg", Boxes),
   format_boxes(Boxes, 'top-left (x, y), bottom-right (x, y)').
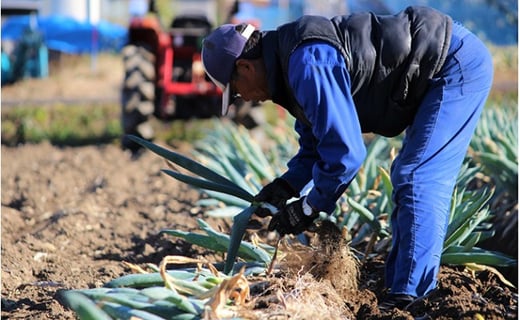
top-left (385, 26), bottom-right (493, 298)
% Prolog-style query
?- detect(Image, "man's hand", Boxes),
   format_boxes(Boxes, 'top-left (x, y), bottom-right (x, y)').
top-left (268, 197), bottom-right (319, 235)
top-left (254, 178), bottom-right (298, 217)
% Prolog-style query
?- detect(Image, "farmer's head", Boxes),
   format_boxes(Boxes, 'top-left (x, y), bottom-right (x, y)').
top-left (201, 23), bottom-right (269, 115)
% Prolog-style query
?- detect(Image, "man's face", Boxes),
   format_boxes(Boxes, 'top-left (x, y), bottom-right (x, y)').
top-left (232, 59), bottom-right (270, 103)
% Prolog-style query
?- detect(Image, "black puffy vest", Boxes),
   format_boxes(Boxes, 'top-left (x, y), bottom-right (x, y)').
top-left (263, 6), bottom-right (452, 137)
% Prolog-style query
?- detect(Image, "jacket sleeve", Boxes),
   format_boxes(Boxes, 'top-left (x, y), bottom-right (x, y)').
top-left (281, 41), bottom-right (366, 214)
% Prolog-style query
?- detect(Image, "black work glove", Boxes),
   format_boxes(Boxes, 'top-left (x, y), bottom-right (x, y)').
top-left (254, 178), bottom-right (298, 217)
top-left (267, 197), bottom-right (319, 236)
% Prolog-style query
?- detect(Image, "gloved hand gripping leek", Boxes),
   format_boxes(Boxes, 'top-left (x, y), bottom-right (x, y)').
top-left (126, 135), bottom-right (277, 275)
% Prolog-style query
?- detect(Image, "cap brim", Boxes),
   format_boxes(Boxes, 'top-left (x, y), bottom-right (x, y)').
top-left (222, 84), bottom-right (232, 116)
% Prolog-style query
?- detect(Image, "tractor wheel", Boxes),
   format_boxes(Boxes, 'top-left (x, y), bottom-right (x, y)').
top-left (120, 44), bottom-right (156, 153)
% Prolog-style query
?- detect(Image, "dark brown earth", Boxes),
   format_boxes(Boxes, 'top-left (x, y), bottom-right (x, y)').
top-left (1, 54), bottom-right (518, 319)
top-left (2, 141), bottom-right (517, 320)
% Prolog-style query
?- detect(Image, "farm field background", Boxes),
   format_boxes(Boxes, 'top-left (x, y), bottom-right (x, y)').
top-left (1, 45), bottom-right (518, 319)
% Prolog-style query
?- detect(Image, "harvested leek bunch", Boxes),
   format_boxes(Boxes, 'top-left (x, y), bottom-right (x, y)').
top-left (61, 255), bottom-right (259, 319)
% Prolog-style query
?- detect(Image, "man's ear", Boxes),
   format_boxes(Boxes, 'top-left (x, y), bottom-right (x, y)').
top-left (235, 59), bottom-right (254, 74)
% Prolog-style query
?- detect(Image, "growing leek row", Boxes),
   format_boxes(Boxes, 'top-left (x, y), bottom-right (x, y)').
top-left (470, 105), bottom-right (518, 196)
top-left (126, 134), bottom-right (272, 275)
top-left (62, 107), bottom-right (516, 318)
top-left (130, 117), bottom-right (516, 269)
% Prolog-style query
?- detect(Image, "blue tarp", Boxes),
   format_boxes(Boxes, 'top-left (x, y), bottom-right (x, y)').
top-left (1, 15), bottom-right (127, 54)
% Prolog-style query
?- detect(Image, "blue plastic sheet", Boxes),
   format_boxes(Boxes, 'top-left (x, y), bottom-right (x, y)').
top-left (1, 15), bottom-right (127, 54)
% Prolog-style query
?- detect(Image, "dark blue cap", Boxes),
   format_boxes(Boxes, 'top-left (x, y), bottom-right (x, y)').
top-left (202, 23), bottom-right (255, 115)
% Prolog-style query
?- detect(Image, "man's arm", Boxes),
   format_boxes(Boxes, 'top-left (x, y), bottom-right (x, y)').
top-left (283, 40), bottom-right (367, 214)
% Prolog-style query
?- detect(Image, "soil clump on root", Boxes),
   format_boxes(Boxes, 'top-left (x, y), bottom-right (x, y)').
top-left (250, 220), bottom-right (360, 319)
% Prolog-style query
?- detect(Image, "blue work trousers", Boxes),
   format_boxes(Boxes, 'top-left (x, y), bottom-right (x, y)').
top-left (385, 22), bottom-right (494, 297)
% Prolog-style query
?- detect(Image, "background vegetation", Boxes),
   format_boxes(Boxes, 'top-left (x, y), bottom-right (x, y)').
top-left (1, 42), bottom-right (516, 319)
top-left (1, 44), bottom-right (516, 147)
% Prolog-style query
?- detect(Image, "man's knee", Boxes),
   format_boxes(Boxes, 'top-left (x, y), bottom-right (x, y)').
top-left (390, 161), bottom-right (415, 199)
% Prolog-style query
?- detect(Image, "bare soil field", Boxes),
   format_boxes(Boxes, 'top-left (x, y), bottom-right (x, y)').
top-left (2, 142), bottom-right (517, 319)
top-left (1, 54), bottom-right (122, 107)
top-left (1, 54), bottom-right (518, 319)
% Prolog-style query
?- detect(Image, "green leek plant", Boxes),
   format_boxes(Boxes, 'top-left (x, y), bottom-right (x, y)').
top-left (138, 115), bottom-right (516, 268)
top-left (131, 118), bottom-right (515, 269)
top-left (470, 104), bottom-right (518, 197)
top-left (61, 256), bottom-right (261, 320)
top-left (336, 137), bottom-right (515, 267)
top-left (190, 120), bottom-right (295, 217)
top-left (336, 136), bottom-right (395, 244)
top-left (441, 163), bottom-right (515, 266)
top-left (126, 134), bottom-right (274, 275)
top-left (61, 108), bottom-right (517, 319)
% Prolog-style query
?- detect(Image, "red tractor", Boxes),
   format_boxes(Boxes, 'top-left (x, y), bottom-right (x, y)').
top-left (120, 2), bottom-right (257, 153)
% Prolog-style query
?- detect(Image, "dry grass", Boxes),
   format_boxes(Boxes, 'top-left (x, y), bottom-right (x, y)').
top-left (238, 221), bottom-right (360, 319)
top-left (489, 45), bottom-right (518, 97)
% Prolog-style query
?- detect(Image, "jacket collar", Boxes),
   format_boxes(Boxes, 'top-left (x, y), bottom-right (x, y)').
top-left (261, 31), bottom-right (290, 108)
